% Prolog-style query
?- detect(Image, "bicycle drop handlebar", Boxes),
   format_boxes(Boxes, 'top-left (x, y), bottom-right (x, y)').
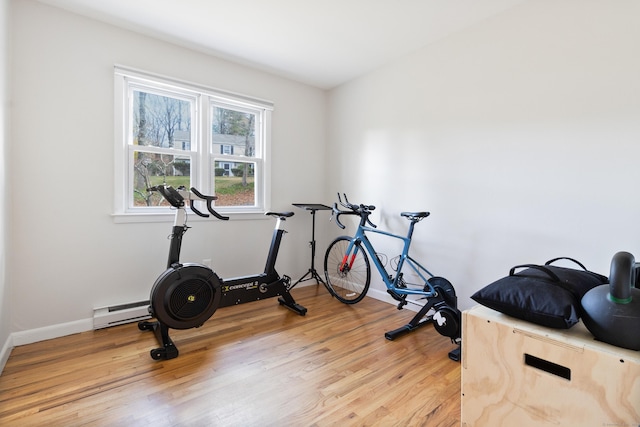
top-left (331, 192), bottom-right (377, 229)
top-left (147, 185), bottom-right (230, 221)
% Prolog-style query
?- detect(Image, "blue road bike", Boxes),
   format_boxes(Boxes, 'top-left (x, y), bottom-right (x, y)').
top-left (324, 194), bottom-right (461, 360)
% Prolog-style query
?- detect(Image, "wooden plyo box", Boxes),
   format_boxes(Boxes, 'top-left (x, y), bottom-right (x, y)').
top-left (461, 305), bottom-right (640, 426)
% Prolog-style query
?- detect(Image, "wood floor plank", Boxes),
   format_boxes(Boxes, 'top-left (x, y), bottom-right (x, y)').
top-left (0, 285), bottom-right (460, 426)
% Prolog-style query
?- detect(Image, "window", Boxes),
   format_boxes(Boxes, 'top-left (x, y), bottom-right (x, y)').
top-left (114, 66), bottom-right (273, 220)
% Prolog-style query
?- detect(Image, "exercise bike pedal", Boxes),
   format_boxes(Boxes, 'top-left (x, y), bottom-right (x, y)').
top-left (272, 275), bottom-right (307, 315)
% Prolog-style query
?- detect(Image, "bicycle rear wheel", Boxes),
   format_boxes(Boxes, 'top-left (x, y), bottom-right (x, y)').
top-left (324, 236), bottom-right (370, 304)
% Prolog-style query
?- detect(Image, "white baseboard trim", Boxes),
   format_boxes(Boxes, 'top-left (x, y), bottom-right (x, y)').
top-left (0, 287), bottom-right (419, 374)
top-left (0, 334), bottom-right (13, 374)
top-left (11, 318), bottom-right (93, 347)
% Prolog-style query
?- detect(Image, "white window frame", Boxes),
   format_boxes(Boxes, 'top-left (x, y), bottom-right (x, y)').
top-left (113, 66), bottom-right (273, 223)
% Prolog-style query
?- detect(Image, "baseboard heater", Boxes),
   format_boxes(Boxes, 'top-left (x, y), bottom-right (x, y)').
top-left (93, 300), bottom-right (151, 329)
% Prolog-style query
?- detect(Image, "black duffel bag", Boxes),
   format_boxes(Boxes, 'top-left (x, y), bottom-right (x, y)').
top-left (471, 257), bottom-right (608, 329)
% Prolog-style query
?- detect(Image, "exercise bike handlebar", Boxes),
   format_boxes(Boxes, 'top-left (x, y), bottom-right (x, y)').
top-left (189, 187), bottom-right (230, 220)
top-left (331, 192), bottom-right (377, 230)
top-left (147, 185), bottom-right (230, 221)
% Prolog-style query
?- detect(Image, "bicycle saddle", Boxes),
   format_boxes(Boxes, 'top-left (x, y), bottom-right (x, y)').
top-left (401, 211), bottom-right (430, 221)
top-left (266, 211), bottom-right (294, 219)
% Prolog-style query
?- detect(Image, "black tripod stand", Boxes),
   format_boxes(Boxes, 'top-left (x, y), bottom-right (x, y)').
top-left (292, 203), bottom-right (332, 287)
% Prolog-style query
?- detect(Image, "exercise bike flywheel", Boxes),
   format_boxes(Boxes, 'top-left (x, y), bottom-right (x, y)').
top-left (150, 263), bottom-right (222, 330)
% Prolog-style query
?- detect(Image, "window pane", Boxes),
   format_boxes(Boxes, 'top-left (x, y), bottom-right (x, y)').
top-left (213, 161), bottom-right (255, 206)
top-left (211, 106), bottom-right (256, 157)
top-left (116, 67), bottom-right (271, 216)
top-left (132, 90), bottom-right (191, 150)
top-left (133, 151), bottom-right (191, 207)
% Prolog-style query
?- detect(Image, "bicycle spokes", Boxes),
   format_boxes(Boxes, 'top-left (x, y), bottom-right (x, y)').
top-left (324, 237), bottom-right (371, 304)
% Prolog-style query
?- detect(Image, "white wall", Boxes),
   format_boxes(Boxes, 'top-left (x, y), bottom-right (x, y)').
top-left (6, 0), bottom-right (640, 351)
top-left (326, 0), bottom-right (640, 310)
top-left (8, 0), bottom-right (327, 339)
top-left (0, 0), bottom-right (11, 370)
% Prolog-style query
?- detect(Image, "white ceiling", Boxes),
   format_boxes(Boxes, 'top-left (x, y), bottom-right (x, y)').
top-left (37, 0), bottom-right (526, 89)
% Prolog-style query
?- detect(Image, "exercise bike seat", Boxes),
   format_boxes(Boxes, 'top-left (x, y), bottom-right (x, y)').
top-left (400, 211), bottom-right (430, 221)
top-left (265, 211), bottom-right (294, 219)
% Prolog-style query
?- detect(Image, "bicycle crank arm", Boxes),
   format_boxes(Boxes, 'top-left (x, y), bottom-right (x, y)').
top-left (386, 289), bottom-right (408, 309)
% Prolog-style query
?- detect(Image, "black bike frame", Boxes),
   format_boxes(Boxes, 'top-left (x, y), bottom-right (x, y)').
top-left (217, 216), bottom-right (290, 295)
top-left (167, 201), bottom-right (302, 309)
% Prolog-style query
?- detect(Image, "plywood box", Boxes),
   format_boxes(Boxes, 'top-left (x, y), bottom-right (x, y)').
top-left (461, 305), bottom-right (640, 426)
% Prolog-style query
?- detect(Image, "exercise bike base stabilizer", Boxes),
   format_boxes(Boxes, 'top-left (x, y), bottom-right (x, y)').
top-left (138, 185), bottom-right (306, 361)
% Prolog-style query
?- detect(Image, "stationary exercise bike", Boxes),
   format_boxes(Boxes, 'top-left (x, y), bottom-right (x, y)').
top-left (138, 185), bottom-right (307, 360)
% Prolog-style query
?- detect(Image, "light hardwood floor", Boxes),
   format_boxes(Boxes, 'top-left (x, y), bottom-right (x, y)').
top-left (0, 285), bottom-right (461, 426)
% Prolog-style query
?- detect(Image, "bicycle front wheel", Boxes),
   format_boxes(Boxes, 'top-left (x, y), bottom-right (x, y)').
top-left (324, 236), bottom-right (371, 304)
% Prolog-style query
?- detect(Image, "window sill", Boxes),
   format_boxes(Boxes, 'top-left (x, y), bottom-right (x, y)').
top-left (111, 211), bottom-right (269, 224)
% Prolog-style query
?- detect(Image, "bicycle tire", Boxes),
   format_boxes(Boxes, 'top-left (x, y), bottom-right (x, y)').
top-left (324, 236), bottom-right (371, 304)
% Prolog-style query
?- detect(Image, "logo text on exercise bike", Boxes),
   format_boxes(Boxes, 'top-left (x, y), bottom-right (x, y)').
top-left (223, 281), bottom-right (259, 292)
